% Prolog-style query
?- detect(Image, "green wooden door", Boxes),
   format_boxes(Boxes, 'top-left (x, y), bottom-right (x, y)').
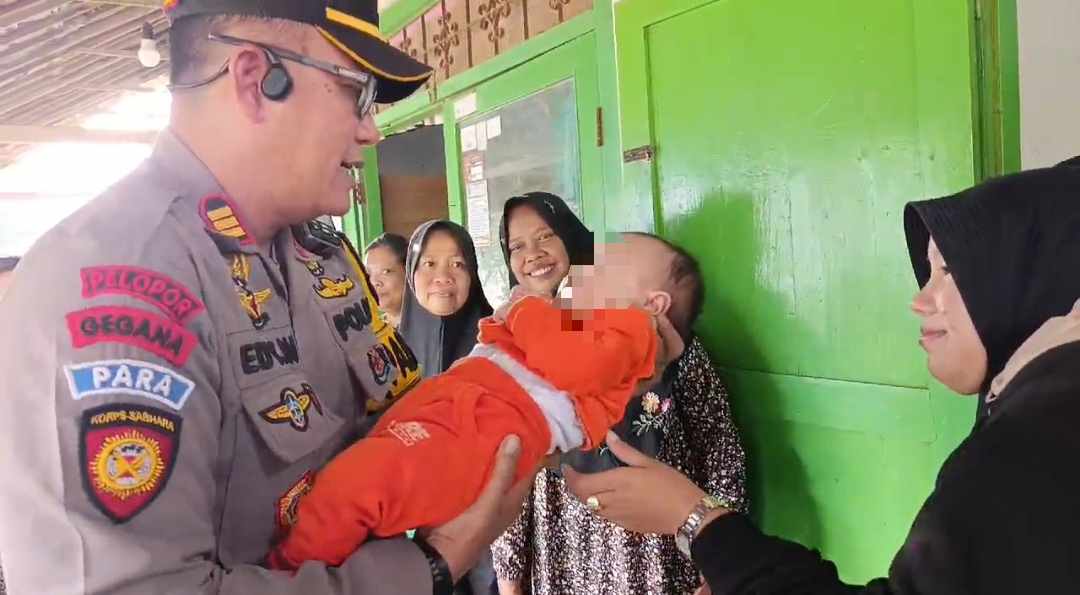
top-left (615, 0), bottom-right (980, 582)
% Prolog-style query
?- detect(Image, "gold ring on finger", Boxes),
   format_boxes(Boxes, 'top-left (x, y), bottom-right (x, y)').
top-left (586, 495), bottom-right (602, 512)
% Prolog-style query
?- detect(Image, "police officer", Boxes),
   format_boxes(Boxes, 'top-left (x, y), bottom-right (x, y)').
top-left (0, 1), bottom-right (533, 593)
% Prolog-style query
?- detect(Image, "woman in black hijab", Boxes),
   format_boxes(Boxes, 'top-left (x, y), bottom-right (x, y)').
top-left (491, 192), bottom-right (747, 595)
top-left (497, 191), bottom-right (594, 297)
top-left (562, 158), bottom-right (1080, 594)
top-left (397, 220), bottom-right (496, 595)
top-left (399, 220), bottom-right (493, 378)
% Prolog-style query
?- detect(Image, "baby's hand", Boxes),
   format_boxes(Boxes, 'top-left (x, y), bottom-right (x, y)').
top-left (654, 313), bottom-right (685, 369)
top-left (492, 285), bottom-right (550, 323)
top-left (635, 313), bottom-right (685, 393)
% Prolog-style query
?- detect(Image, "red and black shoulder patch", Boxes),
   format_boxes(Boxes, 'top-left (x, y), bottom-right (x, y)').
top-left (199, 194), bottom-right (254, 245)
top-left (79, 403), bottom-right (182, 523)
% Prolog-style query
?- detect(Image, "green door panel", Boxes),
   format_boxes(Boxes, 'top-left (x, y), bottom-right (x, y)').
top-left (615, 0), bottom-right (981, 583)
top-left (725, 369), bottom-right (974, 582)
top-left (645, 0), bottom-right (974, 387)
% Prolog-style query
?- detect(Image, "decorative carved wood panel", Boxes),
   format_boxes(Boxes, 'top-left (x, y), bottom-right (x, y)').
top-left (377, 0), bottom-right (592, 111)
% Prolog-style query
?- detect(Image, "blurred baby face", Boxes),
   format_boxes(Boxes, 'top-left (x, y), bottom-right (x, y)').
top-left (564, 234), bottom-right (675, 315)
top-left (565, 241), bottom-right (640, 310)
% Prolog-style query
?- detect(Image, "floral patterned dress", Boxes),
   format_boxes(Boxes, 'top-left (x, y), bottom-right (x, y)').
top-left (491, 337), bottom-right (748, 595)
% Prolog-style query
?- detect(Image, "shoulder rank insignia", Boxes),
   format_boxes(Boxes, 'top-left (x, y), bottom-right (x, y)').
top-left (80, 403), bottom-right (182, 523)
top-left (200, 194), bottom-right (253, 246)
top-left (259, 383), bottom-right (324, 432)
top-left (231, 255), bottom-right (272, 329)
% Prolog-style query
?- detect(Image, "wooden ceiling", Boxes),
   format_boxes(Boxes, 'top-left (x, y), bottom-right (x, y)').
top-left (0, 0), bottom-right (171, 169)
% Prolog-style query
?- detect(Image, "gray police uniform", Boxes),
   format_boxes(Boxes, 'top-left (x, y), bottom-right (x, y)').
top-left (0, 129), bottom-right (428, 594)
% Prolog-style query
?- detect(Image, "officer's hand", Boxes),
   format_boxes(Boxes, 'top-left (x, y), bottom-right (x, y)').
top-left (423, 435), bottom-right (538, 582)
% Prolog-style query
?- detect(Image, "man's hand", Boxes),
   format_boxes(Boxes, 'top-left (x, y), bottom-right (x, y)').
top-left (423, 435), bottom-right (539, 582)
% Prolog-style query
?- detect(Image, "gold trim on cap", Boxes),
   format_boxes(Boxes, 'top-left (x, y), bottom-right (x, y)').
top-left (316, 27), bottom-right (432, 83)
top-left (326, 7), bottom-right (385, 41)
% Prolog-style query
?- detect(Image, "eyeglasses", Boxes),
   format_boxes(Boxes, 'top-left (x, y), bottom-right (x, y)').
top-left (169, 33), bottom-right (378, 120)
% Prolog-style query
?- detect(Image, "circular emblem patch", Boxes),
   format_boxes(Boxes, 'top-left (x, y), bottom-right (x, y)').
top-left (80, 404), bottom-right (182, 523)
top-left (91, 430), bottom-right (164, 500)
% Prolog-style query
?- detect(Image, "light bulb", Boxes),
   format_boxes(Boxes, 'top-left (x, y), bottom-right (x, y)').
top-left (138, 22), bottom-right (160, 68)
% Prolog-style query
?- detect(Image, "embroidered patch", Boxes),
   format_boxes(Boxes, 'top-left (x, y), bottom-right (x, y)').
top-left (632, 391), bottom-right (673, 436)
top-left (301, 258), bottom-right (355, 299)
top-left (366, 344), bottom-right (393, 386)
top-left (65, 359), bottom-right (195, 410)
top-left (231, 255), bottom-right (272, 329)
top-left (259, 383), bottom-right (324, 431)
top-left (365, 331), bottom-right (422, 413)
top-left (240, 333), bottom-right (299, 375)
top-left (66, 306), bottom-right (198, 366)
top-left (332, 300), bottom-right (373, 342)
top-left (314, 276), bottom-right (355, 299)
top-left (80, 266), bottom-right (205, 324)
top-left (200, 194), bottom-right (253, 245)
top-left (388, 420), bottom-right (431, 447)
top-left (80, 403), bottom-right (182, 523)
top-left (275, 470), bottom-right (315, 534)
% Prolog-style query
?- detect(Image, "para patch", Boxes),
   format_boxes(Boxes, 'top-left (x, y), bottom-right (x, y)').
top-left (65, 359), bottom-right (195, 410)
top-left (231, 255), bottom-right (272, 329)
top-left (80, 266), bottom-right (205, 324)
top-left (66, 306), bottom-right (197, 366)
top-left (80, 403), bottom-right (182, 523)
top-left (275, 470), bottom-right (315, 535)
top-left (259, 383), bottom-right (324, 432)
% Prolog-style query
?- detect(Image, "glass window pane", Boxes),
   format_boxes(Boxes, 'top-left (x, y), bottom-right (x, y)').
top-left (458, 80), bottom-right (582, 306)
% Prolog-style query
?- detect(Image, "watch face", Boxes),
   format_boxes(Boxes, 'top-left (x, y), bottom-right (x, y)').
top-left (675, 533), bottom-right (692, 558)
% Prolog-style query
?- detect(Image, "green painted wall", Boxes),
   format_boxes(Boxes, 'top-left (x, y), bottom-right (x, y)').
top-left (354, 0), bottom-right (1018, 584)
top-left (615, 0), bottom-right (982, 583)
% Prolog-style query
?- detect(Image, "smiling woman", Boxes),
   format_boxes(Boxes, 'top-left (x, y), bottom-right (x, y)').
top-left (399, 220), bottom-right (494, 378)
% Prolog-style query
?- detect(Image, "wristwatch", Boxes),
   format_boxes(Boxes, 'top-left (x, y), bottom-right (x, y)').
top-left (675, 495), bottom-right (725, 558)
top-left (412, 535), bottom-right (454, 595)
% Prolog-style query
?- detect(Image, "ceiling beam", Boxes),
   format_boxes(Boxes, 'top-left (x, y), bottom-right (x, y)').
top-left (0, 125), bottom-right (158, 145)
top-left (0, 0), bottom-right (69, 30)
top-left (74, 0), bottom-right (162, 8)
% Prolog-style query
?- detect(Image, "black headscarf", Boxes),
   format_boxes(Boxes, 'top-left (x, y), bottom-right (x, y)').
top-left (904, 156), bottom-right (1080, 423)
top-left (399, 220), bottom-right (493, 378)
top-left (499, 192), bottom-right (594, 293)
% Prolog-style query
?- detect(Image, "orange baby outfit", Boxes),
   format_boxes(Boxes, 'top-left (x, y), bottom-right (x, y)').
top-left (268, 296), bottom-right (657, 569)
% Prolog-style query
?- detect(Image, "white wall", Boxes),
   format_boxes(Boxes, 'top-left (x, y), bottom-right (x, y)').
top-left (1016, 0), bottom-right (1080, 168)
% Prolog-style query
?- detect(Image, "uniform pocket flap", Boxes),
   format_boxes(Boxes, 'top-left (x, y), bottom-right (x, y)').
top-left (239, 373), bottom-right (345, 463)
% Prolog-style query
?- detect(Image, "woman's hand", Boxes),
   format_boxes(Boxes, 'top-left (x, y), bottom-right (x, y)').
top-left (562, 430), bottom-right (729, 536)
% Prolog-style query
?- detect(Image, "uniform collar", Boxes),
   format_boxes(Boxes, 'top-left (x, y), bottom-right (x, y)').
top-left (149, 128), bottom-right (259, 255)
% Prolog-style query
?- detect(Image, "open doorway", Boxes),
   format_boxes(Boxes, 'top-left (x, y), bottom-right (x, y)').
top-left (375, 124), bottom-right (449, 239)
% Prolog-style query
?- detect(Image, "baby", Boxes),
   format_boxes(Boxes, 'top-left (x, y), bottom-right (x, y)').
top-left (268, 233), bottom-right (691, 570)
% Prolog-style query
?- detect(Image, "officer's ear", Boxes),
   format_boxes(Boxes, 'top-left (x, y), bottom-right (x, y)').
top-left (229, 46), bottom-right (271, 124)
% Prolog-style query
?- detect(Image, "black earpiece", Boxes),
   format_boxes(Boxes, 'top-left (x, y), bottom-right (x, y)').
top-left (260, 61), bottom-right (292, 101)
